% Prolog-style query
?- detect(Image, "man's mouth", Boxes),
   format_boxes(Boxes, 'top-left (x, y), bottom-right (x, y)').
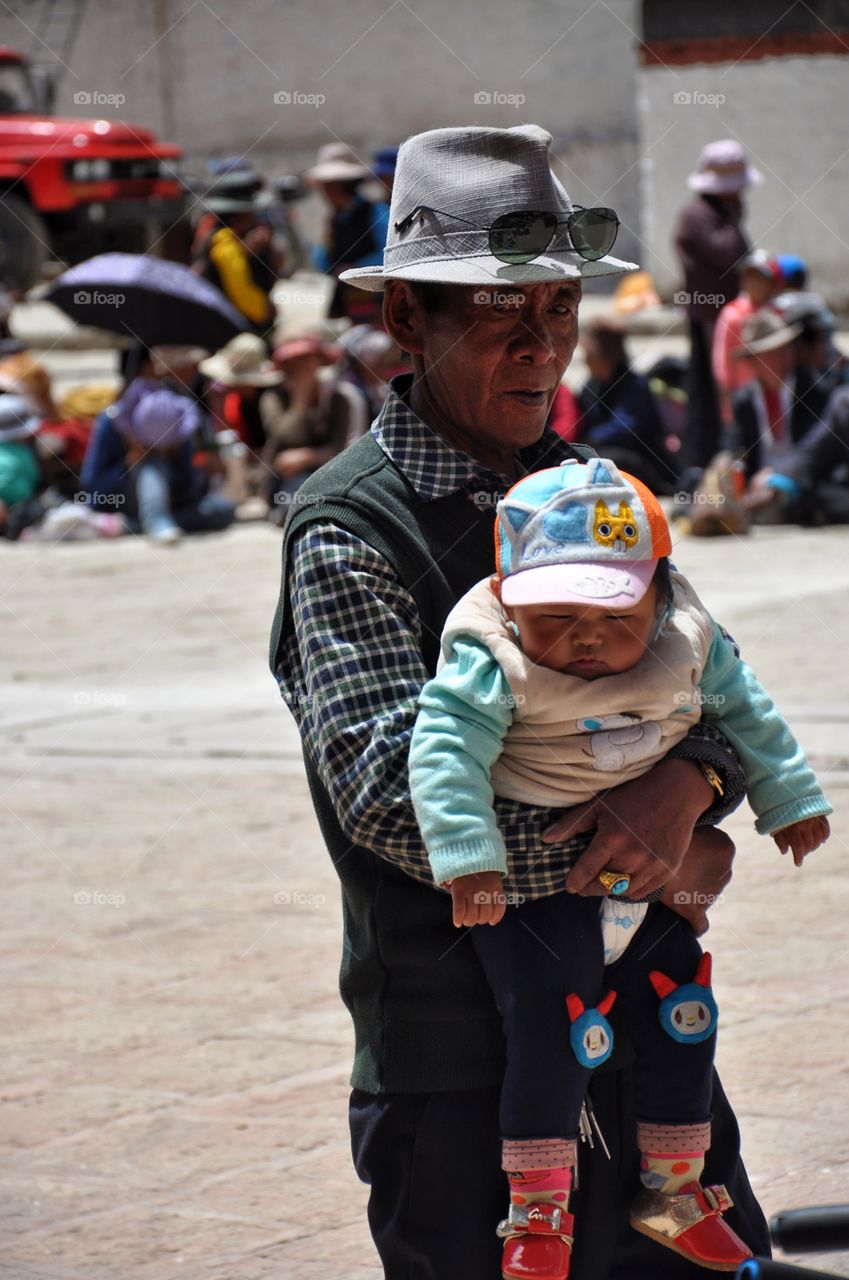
top-left (505, 389), bottom-right (550, 406)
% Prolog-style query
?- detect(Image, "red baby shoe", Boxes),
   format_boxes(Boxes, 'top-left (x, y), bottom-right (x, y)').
top-left (630, 1182), bottom-right (753, 1272)
top-left (497, 1202), bottom-right (575, 1280)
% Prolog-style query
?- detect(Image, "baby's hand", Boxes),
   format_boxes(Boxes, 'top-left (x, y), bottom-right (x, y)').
top-left (448, 871), bottom-right (507, 928)
top-left (772, 815), bottom-right (830, 867)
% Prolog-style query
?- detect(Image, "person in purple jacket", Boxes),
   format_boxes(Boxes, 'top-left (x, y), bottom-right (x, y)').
top-left (81, 345), bottom-right (235, 544)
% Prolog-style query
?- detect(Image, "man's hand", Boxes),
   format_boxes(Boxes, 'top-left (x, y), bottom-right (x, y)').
top-left (773, 815), bottom-right (830, 867)
top-left (661, 827), bottom-right (735, 935)
top-left (448, 871), bottom-right (506, 928)
top-left (543, 759), bottom-right (715, 901)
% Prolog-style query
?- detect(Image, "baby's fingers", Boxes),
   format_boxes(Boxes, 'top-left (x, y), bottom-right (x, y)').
top-left (773, 829), bottom-right (791, 855)
top-left (488, 897), bottom-right (507, 926)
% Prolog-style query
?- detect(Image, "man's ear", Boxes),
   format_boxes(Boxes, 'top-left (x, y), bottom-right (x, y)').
top-left (382, 280), bottom-right (425, 356)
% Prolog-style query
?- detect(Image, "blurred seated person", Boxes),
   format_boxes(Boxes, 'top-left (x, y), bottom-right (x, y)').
top-left (712, 250), bottom-right (780, 424)
top-left (703, 309), bottom-right (826, 527)
top-left (725, 310), bottom-right (823, 494)
top-left (336, 325), bottom-right (402, 430)
top-left (773, 290), bottom-right (849, 403)
top-left (776, 253), bottom-right (808, 291)
top-left (575, 317), bottom-right (678, 493)
top-left (81, 346), bottom-right (235, 544)
top-left (746, 383), bottom-right (849, 526)
top-left (262, 335), bottom-right (382, 520)
top-left (192, 175), bottom-right (277, 336)
top-left (0, 353), bottom-right (95, 499)
top-left (0, 279), bottom-right (19, 341)
top-left (0, 384), bottom-right (41, 538)
top-left (201, 333), bottom-right (283, 451)
top-left (199, 333), bottom-right (285, 506)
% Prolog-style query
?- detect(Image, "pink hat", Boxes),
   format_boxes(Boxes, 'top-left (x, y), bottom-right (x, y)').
top-left (687, 140), bottom-right (763, 196)
top-left (272, 336), bottom-right (340, 366)
top-left (495, 458), bottom-right (672, 609)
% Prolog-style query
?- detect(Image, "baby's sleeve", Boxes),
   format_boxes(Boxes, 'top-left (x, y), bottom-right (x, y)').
top-left (409, 635), bottom-right (515, 884)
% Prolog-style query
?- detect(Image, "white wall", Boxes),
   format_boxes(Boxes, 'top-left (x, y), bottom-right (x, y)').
top-left (638, 54), bottom-right (849, 307)
top-left (0, 0), bottom-right (644, 273)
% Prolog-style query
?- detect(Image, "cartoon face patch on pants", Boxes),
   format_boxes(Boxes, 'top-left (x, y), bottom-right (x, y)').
top-left (567, 991), bottom-right (616, 1067)
top-left (650, 953), bottom-right (718, 1045)
top-left (577, 713), bottom-right (663, 773)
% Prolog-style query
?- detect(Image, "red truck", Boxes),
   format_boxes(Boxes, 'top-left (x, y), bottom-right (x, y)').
top-left (0, 46), bottom-right (189, 289)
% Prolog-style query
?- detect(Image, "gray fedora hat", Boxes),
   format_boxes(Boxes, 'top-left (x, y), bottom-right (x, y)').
top-left (340, 124), bottom-right (638, 291)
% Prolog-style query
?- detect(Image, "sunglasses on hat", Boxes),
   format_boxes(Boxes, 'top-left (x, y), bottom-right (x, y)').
top-left (394, 204), bottom-right (620, 264)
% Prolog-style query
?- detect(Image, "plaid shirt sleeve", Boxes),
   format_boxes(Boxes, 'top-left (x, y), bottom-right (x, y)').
top-left (274, 522), bottom-right (746, 897)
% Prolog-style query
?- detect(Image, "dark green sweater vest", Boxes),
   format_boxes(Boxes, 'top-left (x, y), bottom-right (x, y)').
top-left (269, 430), bottom-right (592, 1093)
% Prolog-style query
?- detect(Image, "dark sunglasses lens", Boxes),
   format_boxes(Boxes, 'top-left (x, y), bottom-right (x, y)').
top-left (568, 207), bottom-right (619, 261)
top-left (489, 211), bottom-right (557, 264)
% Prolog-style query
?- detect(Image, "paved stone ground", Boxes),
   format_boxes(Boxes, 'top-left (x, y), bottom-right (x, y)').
top-left (2, 517), bottom-right (848, 1278)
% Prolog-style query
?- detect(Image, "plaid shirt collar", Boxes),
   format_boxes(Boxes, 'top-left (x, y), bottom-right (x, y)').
top-left (372, 372), bottom-right (578, 502)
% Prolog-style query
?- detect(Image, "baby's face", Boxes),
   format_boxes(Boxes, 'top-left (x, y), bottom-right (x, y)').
top-left (507, 582), bottom-right (659, 679)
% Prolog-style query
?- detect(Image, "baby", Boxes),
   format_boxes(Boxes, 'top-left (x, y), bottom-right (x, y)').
top-left (409, 457), bottom-right (830, 1279)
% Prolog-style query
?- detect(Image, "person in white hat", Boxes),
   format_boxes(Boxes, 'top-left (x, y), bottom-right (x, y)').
top-left (674, 140), bottom-right (763, 490)
top-left (271, 125), bottom-right (773, 1279)
top-left (306, 142), bottom-right (389, 325)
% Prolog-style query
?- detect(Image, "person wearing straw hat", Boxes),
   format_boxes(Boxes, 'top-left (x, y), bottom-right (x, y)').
top-left (674, 141), bottom-right (762, 492)
top-left (200, 334), bottom-right (285, 506)
top-left (270, 125), bottom-right (772, 1279)
top-left (306, 142), bottom-right (389, 324)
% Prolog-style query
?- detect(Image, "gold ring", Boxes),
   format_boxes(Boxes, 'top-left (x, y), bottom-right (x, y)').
top-left (598, 870), bottom-right (631, 896)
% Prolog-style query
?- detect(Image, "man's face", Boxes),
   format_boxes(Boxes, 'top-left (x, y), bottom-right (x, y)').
top-left (409, 281), bottom-right (582, 452)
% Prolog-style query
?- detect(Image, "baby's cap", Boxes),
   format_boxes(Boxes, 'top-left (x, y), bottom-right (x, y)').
top-left (494, 457), bottom-right (671, 608)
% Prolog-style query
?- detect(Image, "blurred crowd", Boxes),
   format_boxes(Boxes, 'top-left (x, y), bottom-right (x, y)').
top-left (0, 325), bottom-right (403, 542)
top-left (1, 134), bottom-right (848, 543)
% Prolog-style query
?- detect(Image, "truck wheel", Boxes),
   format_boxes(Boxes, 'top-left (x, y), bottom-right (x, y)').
top-left (0, 193), bottom-right (49, 290)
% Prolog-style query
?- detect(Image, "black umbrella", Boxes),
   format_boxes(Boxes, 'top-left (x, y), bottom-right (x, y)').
top-left (47, 253), bottom-right (249, 350)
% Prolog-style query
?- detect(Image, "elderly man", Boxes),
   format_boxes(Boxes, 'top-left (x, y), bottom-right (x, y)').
top-left (270, 126), bottom-right (769, 1279)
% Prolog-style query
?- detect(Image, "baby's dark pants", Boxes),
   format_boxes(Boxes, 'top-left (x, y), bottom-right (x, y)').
top-left (470, 894), bottom-right (715, 1142)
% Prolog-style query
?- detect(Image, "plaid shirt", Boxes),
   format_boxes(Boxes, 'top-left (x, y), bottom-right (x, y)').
top-left (274, 375), bottom-right (744, 897)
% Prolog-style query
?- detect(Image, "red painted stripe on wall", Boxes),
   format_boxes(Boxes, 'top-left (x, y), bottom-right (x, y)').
top-left (639, 31), bottom-right (849, 66)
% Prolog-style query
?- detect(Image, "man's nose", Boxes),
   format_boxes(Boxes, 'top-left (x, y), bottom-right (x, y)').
top-left (509, 316), bottom-right (558, 363)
